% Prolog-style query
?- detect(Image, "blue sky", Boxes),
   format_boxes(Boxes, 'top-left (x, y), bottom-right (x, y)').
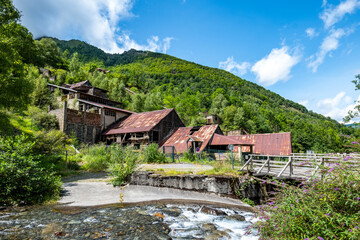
top-left (13, 0), bottom-right (360, 122)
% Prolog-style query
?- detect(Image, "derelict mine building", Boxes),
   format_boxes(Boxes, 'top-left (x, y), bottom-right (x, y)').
top-left (103, 108), bottom-right (185, 147)
top-left (48, 80), bottom-right (134, 144)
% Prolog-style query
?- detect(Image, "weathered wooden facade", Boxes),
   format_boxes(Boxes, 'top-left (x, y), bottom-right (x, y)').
top-left (103, 109), bottom-right (185, 147)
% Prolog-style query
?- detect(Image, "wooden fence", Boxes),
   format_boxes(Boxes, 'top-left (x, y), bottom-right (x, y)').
top-left (240, 153), bottom-right (360, 179)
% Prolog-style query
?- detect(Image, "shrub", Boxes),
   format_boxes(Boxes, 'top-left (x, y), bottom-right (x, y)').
top-left (82, 144), bottom-right (110, 171)
top-left (182, 149), bottom-right (195, 162)
top-left (32, 130), bottom-right (72, 155)
top-left (108, 145), bottom-right (138, 186)
top-left (0, 135), bottom-right (62, 206)
top-left (255, 157), bottom-right (360, 239)
top-left (26, 107), bottom-right (59, 130)
top-left (143, 143), bottom-right (166, 163)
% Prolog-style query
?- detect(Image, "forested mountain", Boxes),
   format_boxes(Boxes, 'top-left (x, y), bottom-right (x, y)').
top-left (39, 37), bottom-right (355, 153)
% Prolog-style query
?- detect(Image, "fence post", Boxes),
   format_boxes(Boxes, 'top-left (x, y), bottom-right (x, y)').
top-left (289, 156), bottom-right (293, 177)
top-left (231, 150), bottom-right (234, 170)
top-left (267, 155), bottom-right (270, 173)
top-left (172, 146), bottom-right (175, 163)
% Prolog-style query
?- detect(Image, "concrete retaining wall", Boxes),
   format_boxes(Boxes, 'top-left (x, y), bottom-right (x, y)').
top-left (130, 171), bottom-right (272, 204)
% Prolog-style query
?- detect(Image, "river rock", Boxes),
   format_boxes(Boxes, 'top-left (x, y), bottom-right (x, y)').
top-left (214, 230), bottom-right (231, 238)
top-left (161, 207), bottom-right (182, 217)
top-left (202, 223), bottom-right (217, 231)
top-left (68, 220), bottom-right (81, 224)
top-left (204, 234), bottom-right (221, 240)
top-left (225, 214), bottom-right (246, 221)
top-left (42, 222), bottom-right (61, 235)
top-left (200, 206), bottom-right (227, 216)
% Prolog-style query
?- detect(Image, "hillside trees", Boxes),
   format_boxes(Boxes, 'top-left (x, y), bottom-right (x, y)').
top-left (344, 74), bottom-right (360, 123)
top-left (46, 37), bottom-right (355, 153)
top-left (0, 0), bottom-right (35, 110)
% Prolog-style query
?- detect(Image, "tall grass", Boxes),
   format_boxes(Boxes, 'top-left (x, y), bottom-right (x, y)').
top-left (81, 143), bottom-right (167, 185)
top-left (82, 144), bottom-right (110, 171)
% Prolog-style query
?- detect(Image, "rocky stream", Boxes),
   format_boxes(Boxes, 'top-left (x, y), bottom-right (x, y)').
top-left (0, 203), bottom-right (259, 240)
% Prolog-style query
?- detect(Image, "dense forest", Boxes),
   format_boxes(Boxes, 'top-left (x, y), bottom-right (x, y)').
top-left (43, 37), bottom-right (357, 153)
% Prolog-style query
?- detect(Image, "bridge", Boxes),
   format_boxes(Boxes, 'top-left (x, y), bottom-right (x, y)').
top-left (239, 153), bottom-right (360, 179)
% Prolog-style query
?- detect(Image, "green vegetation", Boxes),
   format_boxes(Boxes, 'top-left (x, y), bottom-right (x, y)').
top-left (107, 145), bottom-right (138, 186)
top-left (80, 144), bottom-right (167, 185)
top-left (143, 143), bottom-right (167, 163)
top-left (82, 144), bottom-right (111, 172)
top-left (345, 74), bottom-right (360, 123)
top-left (0, 135), bottom-right (62, 206)
top-left (255, 157), bottom-right (360, 239)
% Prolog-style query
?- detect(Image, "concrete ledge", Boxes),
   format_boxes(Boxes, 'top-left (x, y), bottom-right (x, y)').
top-left (57, 182), bottom-right (254, 212)
top-left (130, 171), bottom-right (269, 204)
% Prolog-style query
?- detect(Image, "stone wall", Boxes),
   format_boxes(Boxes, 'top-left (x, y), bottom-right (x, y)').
top-left (48, 108), bottom-right (65, 131)
top-left (130, 171), bottom-right (273, 204)
top-left (49, 103), bottom-right (102, 144)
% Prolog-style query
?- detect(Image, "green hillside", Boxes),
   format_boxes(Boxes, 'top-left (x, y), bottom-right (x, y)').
top-left (41, 38), bottom-right (355, 153)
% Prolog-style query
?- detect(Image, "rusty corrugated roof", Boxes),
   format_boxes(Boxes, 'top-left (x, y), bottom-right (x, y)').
top-left (210, 134), bottom-right (254, 146)
top-left (104, 108), bottom-right (174, 135)
top-left (192, 125), bottom-right (220, 152)
top-left (229, 132), bottom-right (292, 155)
top-left (160, 127), bottom-right (193, 153)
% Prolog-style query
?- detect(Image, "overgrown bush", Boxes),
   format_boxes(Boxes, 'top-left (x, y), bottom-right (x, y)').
top-left (26, 107), bottom-right (59, 130)
top-left (82, 144), bottom-right (111, 171)
top-left (0, 135), bottom-right (62, 206)
top-left (143, 143), bottom-right (166, 163)
top-left (81, 144), bottom-right (139, 185)
top-left (108, 145), bottom-right (138, 186)
top-left (255, 157), bottom-right (360, 239)
top-left (182, 149), bottom-right (195, 162)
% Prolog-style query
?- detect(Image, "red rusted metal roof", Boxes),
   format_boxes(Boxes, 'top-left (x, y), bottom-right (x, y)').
top-left (160, 127), bottom-right (193, 153)
top-left (104, 108), bottom-right (174, 135)
top-left (210, 134), bottom-right (254, 146)
top-left (192, 125), bottom-right (221, 152)
top-left (228, 132), bottom-right (292, 155)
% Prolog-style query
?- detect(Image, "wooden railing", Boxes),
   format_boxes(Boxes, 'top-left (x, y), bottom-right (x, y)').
top-left (240, 153), bottom-right (360, 179)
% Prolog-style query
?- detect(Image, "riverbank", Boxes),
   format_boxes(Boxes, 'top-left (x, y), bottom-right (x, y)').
top-left (58, 171), bottom-right (254, 212)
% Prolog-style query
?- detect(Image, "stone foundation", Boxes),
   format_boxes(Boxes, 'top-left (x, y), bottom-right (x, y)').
top-left (130, 171), bottom-right (273, 204)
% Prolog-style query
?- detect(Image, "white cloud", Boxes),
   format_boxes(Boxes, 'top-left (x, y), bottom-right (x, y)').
top-left (322, 0), bottom-right (328, 8)
top-left (305, 28), bottom-right (318, 38)
top-left (298, 100), bottom-right (309, 107)
top-left (320, 0), bottom-right (360, 29)
top-left (219, 57), bottom-right (250, 76)
top-left (307, 28), bottom-right (349, 72)
top-left (251, 46), bottom-right (301, 86)
top-left (117, 34), bottom-right (173, 53)
top-left (316, 91), bottom-right (356, 121)
top-left (13, 0), bottom-right (173, 54)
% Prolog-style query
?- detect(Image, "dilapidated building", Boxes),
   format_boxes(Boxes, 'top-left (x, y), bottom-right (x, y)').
top-left (103, 108), bottom-right (185, 147)
top-left (48, 80), bottom-right (133, 143)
